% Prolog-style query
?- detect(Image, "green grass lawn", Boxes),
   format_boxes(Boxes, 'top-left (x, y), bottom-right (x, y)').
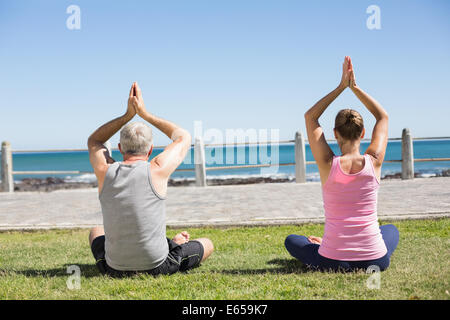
top-left (0, 218), bottom-right (449, 300)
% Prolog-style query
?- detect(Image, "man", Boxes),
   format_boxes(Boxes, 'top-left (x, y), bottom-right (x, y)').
top-left (87, 82), bottom-right (213, 277)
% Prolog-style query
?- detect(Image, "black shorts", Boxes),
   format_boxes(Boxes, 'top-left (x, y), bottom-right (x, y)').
top-left (91, 236), bottom-right (204, 277)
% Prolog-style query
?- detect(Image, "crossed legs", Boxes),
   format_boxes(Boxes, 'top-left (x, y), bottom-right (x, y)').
top-left (284, 224), bottom-right (400, 271)
top-left (88, 227), bottom-right (214, 264)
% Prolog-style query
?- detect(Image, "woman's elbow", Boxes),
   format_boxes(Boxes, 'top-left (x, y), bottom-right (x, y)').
top-left (377, 111), bottom-right (389, 121)
top-left (304, 111), bottom-right (319, 125)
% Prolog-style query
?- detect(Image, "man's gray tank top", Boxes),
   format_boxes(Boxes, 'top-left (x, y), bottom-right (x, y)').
top-left (99, 160), bottom-right (168, 271)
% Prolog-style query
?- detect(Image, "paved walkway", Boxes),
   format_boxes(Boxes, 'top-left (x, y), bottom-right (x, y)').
top-left (1, 178), bottom-right (449, 230)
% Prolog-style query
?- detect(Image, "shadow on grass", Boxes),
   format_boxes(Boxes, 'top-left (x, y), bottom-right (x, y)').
top-left (218, 258), bottom-right (310, 275)
top-left (0, 263), bottom-right (101, 278)
top-left (1, 259), bottom-right (310, 278)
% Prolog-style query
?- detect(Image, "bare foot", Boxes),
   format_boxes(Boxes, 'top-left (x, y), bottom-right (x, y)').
top-left (307, 236), bottom-right (322, 245)
top-left (173, 231), bottom-right (190, 245)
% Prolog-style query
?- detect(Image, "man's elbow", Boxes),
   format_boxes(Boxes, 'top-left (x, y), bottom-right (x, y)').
top-left (181, 131), bottom-right (192, 147)
top-left (87, 136), bottom-right (93, 149)
top-left (87, 136), bottom-right (98, 149)
top-left (173, 128), bottom-right (191, 145)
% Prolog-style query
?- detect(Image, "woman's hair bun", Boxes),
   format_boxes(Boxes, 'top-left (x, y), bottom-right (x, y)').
top-left (335, 109), bottom-right (364, 140)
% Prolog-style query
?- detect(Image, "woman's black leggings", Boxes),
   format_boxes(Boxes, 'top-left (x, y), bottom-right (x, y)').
top-left (284, 224), bottom-right (400, 272)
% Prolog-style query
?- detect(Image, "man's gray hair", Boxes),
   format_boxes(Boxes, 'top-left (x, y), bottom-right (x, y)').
top-left (120, 122), bottom-right (153, 155)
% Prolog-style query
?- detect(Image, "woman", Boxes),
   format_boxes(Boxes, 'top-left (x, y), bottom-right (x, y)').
top-left (285, 57), bottom-right (399, 272)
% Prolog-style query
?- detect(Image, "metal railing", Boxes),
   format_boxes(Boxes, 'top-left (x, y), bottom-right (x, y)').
top-left (2, 128), bottom-right (450, 191)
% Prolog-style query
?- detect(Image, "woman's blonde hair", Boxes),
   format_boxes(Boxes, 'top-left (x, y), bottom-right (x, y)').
top-left (334, 109), bottom-right (364, 141)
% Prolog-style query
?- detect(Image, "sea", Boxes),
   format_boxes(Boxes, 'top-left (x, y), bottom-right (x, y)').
top-left (7, 139), bottom-right (450, 184)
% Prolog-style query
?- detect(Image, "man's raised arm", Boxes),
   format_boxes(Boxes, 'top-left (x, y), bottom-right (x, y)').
top-left (87, 83), bottom-right (137, 190)
top-left (130, 82), bottom-right (191, 179)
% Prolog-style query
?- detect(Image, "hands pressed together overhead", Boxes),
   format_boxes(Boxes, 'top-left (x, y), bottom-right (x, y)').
top-left (339, 56), bottom-right (357, 90)
top-left (126, 82), bottom-right (147, 118)
top-left (126, 56), bottom-right (356, 121)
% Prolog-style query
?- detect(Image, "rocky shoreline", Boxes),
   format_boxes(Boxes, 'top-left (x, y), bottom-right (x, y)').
top-left (6, 169), bottom-right (450, 192)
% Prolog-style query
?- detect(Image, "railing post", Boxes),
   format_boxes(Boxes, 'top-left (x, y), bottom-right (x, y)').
top-left (104, 140), bottom-right (112, 157)
top-left (401, 128), bottom-right (414, 180)
top-left (295, 131), bottom-right (307, 183)
top-left (1, 141), bottom-right (14, 192)
top-left (194, 137), bottom-right (207, 187)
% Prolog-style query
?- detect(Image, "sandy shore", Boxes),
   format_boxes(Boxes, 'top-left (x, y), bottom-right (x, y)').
top-left (11, 176), bottom-right (294, 192)
top-left (8, 169), bottom-right (450, 192)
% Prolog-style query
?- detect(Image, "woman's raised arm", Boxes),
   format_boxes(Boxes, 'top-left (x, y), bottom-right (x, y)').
top-left (348, 58), bottom-right (389, 168)
top-left (304, 57), bottom-right (352, 177)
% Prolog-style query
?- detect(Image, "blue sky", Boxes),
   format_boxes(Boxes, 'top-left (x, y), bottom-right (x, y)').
top-left (0, 0), bottom-right (449, 149)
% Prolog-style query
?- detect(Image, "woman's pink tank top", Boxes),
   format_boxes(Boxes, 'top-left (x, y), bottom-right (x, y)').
top-left (318, 154), bottom-right (387, 261)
